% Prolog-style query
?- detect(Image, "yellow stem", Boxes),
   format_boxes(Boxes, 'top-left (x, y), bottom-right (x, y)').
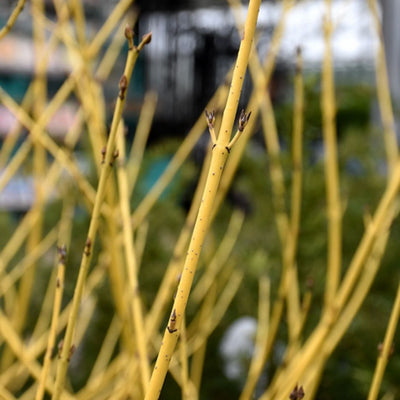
top-left (0, 0), bottom-right (26, 39)
top-left (6, 0), bottom-right (48, 370)
top-left (35, 196), bottom-right (74, 400)
top-left (213, 0), bottom-right (293, 218)
top-left (0, 228), bottom-right (58, 296)
top-left (240, 276), bottom-right (270, 400)
top-left (144, 1), bottom-right (260, 398)
top-left (34, 255), bottom-right (65, 400)
top-left (86, 0), bottom-right (134, 58)
top-left (116, 121), bottom-right (150, 393)
top-left (368, 284), bottom-right (400, 400)
top-left (367, 0), bottom-right (398, 176)
top-left (69, 0), bottom-right (87, 47)
top-left (0, 85), bottom-right (33, 169)
top-left (189, 285), bottom-right (217, 395)
top-left (179, 314), bottom-right (189, 399)
top-left (335, 159), bottom-right (400, 313)
top-left (0, 264), bottom-right (105, 389)
top-left (290, 47), bottom-right (304, 268)
top-left (322, 0), bottom-right (342, 309)
top-left (127, 91), bottom-right (158, 195)
top-left (52, 31), bottom-right (151, 400)
top-left (0, 310), bottom-right (74, 400)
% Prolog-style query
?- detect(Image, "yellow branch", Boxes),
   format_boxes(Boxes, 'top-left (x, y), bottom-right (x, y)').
top-left (368, 282), bottom-right (400, 400)
top-left (0, 0), bottom-right (26, 39)
top-left (35, 195), bottom-right (74, 400)
top-left (144, 2), bottom-right (260, 398)
top-left (127, 91), bottom-right (158, 195)
top-left (116, 122), bottom-right (150, 394)
top-left (240, 276), bottom-right (270, 400)
top-left (34, 248), bottom-right (66, 400)
top-left (367, 0), bottom-right (398, 176)
top-left (7, 0), bottom-right (49, 371)
top-left (322, 0), bottom-right (342, 309)
top-left (51, 30), bottom-right (151, 400)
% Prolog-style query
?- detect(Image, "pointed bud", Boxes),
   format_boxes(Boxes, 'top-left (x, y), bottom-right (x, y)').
top-left (124, 25), bottom-right (134, 41)
top-left (238, 109), bottom-right (251, 132)
top-left (204, 109), bottom-right (215, 127)
top-left (142, 32), bottom-right (152, 45)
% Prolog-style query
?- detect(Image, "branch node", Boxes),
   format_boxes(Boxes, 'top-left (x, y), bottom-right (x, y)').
top-left (84, 237), bottom-right (92, 256)
top-left (227, 109), bottom-right (252, 150)
top-left (124, 25), bottom-right (134, 49)
top-left (238, 109), bottom-right (251, 132)
top-left (142, 32), bottom-right (152, 45)
top-left (57, 244), bottom-right (67, 265)
top-left (205, 109), bottom-right (217, 144)
top-left (109, 149), bottom-right (119, 166)
top-left (101, 146), bottom-right (106, 164)
top-left (119, 75), bottom-right (128, 100)
top-left (167, 309), bottom-right (178, 333)
top-left (68, 345), bottom-right (76, 361)
top-left (289, 384), bottom-right (305, 400)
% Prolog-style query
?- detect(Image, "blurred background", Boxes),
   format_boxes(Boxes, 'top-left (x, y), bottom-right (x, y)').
top-left (1, 0), bottom-right (399, 208)
top-left (1, 0), bottom-right (400, 399)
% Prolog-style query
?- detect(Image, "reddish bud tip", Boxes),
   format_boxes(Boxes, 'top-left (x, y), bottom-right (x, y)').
top-left (124, 25), bottom-right (134, 41)
top-left (119, 75), bottom-right (128, 99)
top-left (142, 32), bottom-right (152, 45)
